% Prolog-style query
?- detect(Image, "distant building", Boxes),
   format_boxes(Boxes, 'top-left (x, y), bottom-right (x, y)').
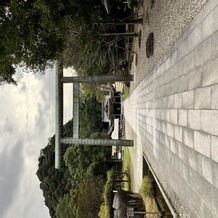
top-left (102, 86), bottom-right (121, 136)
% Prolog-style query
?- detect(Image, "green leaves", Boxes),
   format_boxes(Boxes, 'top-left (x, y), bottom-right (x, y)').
top-left (56, 192), bottom-right (77, 218)
top-left (37, 96), bottom-right (112, 217)
top-left (0, 59), bottom-right (16, 85)
top-left (64, 144), bottom-right (110, 181)
top-left (0, 0), bottom-right (68, 83)
top-left (0, 0), bottom-right (130, 84)
top-left (56, 177), bottom-right (105, 218)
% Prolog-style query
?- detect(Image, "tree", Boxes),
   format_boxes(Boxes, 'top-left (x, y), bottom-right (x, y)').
top-left (56, 177), bottom-right (105, 218)
top-left (37, 96), bottom-right (113, 217)
top-left (1, 0), bottom-right (131, 84)
top-left (0, 0), bottom-right (66, 83)
top-left (56, 191), bottom-right (77, 218)
top-left (36, 119), bottom-right (73, 218)
top-left (0, 60), bottom-right (16, 85)
top-left (80, 83), bottom-right (105, 102)
top-left (64, 143), bottom-right (111, 181)
top-left (76, 177), bottom-right (105, 218)
top-left (79, 96), bottom-right (103, 137)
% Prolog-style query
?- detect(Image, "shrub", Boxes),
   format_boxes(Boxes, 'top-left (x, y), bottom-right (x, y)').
top-left (140, 175), bottom-right (154, 197)
top-left (98, 170), bottom-right (113, 218)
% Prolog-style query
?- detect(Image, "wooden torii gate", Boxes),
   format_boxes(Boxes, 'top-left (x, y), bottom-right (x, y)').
top-left (55, 61), bottom-right (134, 169)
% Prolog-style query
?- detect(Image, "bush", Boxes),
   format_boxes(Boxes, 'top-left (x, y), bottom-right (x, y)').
top-left (98, 170), bottom-right (113, 218)
top-left (77, 177), bottom-right (105, 218)
top-left (140, 175), bottom-right (154, 197)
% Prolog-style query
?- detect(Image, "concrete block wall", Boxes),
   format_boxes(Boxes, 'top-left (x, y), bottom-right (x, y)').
top-left (124, 0), bottom-right (218, 217)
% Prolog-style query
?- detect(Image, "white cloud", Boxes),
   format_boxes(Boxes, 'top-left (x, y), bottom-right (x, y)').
top-left (0, 68), bottom-right (56, 218)
top-left (0, 65), bottom-right (75, 218)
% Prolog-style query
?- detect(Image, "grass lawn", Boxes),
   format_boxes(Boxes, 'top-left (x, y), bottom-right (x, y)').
top-left (123, 148), bottom-right (161, 217)
top-left (123, 147), bottom-right (134, 191)
top-left (98, 170), bottom-right (113, 218)
top-left (99, 148), bottom-right (171, 218)
top-left (123, 84), bottom-right (129, 99)
top-left (139, 175), bottom-right (159, 217)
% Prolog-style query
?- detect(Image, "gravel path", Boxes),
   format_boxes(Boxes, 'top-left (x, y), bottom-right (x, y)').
top-left (129, 0), bottom-right (209, 92)
top-left (124, 0), bottom-right (209, 217)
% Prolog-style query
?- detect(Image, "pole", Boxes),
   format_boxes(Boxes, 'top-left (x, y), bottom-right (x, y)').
top-left (73, 83), bottom-right (79, 139)
top-left (55, 60), bottom-right (63, 169)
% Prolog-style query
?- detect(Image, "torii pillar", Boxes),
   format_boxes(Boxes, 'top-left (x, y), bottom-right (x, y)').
top-left (55, 61), bottom-right (134, 169)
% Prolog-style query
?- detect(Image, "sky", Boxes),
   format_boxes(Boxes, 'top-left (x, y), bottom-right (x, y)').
top-left (0, 66), bottom-right (74, 218)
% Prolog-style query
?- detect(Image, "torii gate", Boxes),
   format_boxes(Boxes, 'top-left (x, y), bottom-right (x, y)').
top-left (55, 61), bottom-right (134, 169)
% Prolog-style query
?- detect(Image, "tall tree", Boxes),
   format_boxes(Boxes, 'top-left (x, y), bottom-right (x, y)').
top-left (0, 0), bottom-right (131, 84)
top-left (76, 177), bottom-right (105, 218)
top-left (36, 119), bottom-right (73, 218)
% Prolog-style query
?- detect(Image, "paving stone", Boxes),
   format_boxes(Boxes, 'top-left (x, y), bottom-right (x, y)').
top-left (201, 110), bottom-right (218, 136)
top-left (211, 30), bottom-right (218, 59)
top-left (170, 80), bottom-right (178, 95)
top-left (200, 202), bottom-right (216, 218)
top-left (165, 110), bottom-right (170, 122)
top-left (211, 84), bottom-right (218, 109)
top-left (167, 122), bottom-right (174, 138)
top-left (201, 4), bottom-right (218, 41)
top-left (211, 160), bottom-right (218, 189)
top-left (194, 87), bottom-right (211, 109)
top-left (188, 110), bottom-right (201, 130)
top-left (202, 56), bottom-right (218, 87)
top-left (194, 37), bottom-right (212, 68)
top-left (124, 1), bottom-right (218, 217)
top-left (170, 138), bottom-right (178, 155)
top-left (162, 96), bottom-right (168, 109)
top-left (201, 156), bottom-right (213, 184)
top-left (211, 135), bottom-right (218, 162)
top-left (165, 57), bottom-right (171, 71)
top-left (177, 74), bottom-right (189, 93)
top-left (211, 187), bottom-right (218, 216)
top-left (175, 125), bottom-right (183, 142)
top-left (188, 187), bottom-right (202, 217)
top-left (194, 131), bottom-right (211, 158)
top-left (187, 148), bottom-right (199, 172)
top-left (187, 24), bottom-right (202, 52)
top-left (182, 161), bottom-right (190, 181)
top-left (174, 93), bottom-right (183, 108)
top-left (183, 90), bottom-right (194, 109)
top-left (164, 134), bottom-right (171, 148)
top-left (169, 109), bottom-right (178, 124)
top-left (183, 51), bottom-right (195, 74)
top-left (170, 47), bottom-right (179, 66)
top-left (188, 69), bottom-right (202, 90)
top-left (179, 109), bottom-right (188, 127)
top-left (178, 38), bottom-right (189, 60)
top-left (194, 170), bottom-right (213, 209)
top-left (183, 128), bottom-right (194, 148)
top-left (167, 95), bottom-right (174, 108)
top-left (174, 59), bottom-right (185, 79)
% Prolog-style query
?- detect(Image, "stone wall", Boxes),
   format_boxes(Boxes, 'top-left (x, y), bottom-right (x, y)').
top-left (124, 1), bottom-right (218, 217)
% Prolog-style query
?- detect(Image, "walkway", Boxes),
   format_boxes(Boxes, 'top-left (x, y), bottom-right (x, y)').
top-left (124, 0), bottom-right (218, 217)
